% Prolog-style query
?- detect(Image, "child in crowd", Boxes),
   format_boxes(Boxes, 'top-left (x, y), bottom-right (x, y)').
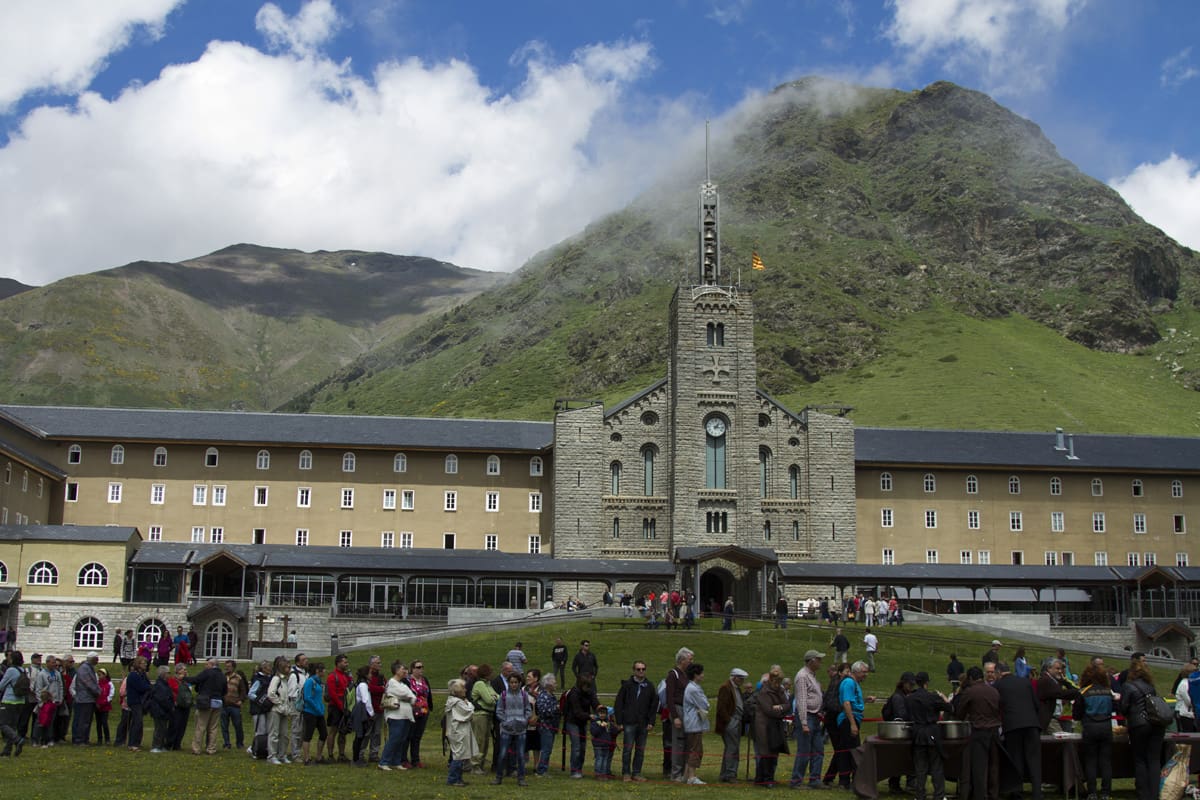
top-left (444, 678), bottom-right (477, 787)
top-left (590, 705), bottom-right (616, 779)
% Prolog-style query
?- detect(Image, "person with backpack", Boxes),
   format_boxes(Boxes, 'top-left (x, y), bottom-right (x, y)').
top-left (167, 661), bottom-right (192, 750)
top-left (246, 659), bottom-right (272, 759)
top-left (820, 662), bottom-right (851, 785)
top-left (563, 672), bottom-right (599, 779)
top-left (0, 650), bottom-right (29, 756)
top-left (299, 662), bottom-right (328, 765)
top-left (492, 671), bottom-right (533, 785)
top-left (266, 655), bottom-right (293, 764)
top-left (1118, 662), bottom-right (1168, 800)
top-left (350, 665), bottom-right (375, 766)
top-left (324, 653), bottom-right (352, 762)
top-left (469, 663), bottom-right (498, 774)
top-left (1073, 662), bottom-right (1115, 800)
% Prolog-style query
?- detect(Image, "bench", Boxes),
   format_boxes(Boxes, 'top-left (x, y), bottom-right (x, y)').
top-left (588, 619), bottom-right (646, 631)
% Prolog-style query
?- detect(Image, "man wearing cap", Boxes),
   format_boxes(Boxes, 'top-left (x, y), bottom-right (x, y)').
top-left (71, 651), bottom-right (101, 744)
top-left (982, 641), bottom-right (1002, 667)
top-left (716, 667), bottom-right (749, 782)
top-left (791, 650), bottom-right (827, 789)
top-left (994, 661), bottom-right (1043, 800)
top-left (614, 660), bottom-right (659, 782)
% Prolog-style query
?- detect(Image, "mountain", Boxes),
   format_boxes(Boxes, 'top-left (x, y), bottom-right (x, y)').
top-left (284, 79), bottom-right (1200, 434)
top-left (0, 278), bottom-right (33, 301)
top-left (0, 245), bottom-right (506, 409)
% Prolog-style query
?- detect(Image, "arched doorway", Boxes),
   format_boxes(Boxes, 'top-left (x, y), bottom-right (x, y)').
top-left (700, 568), bottom-right (733, 617)
top-left (204, 620), bottom-right (236, 659)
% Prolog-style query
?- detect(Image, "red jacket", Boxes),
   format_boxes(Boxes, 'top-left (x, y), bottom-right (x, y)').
top-left (368, 670), bottom-right (386, 713)
top-left (326, 668), bottom-right (352, 711)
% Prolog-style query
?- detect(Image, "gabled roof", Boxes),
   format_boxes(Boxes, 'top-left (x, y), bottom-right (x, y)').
top-left (1134, 619), bottom-right (1196, 642)
top-left (129, 542), bottom-right (675, 579)
top-left (606, 378), bottom-right (667, 419)
top-left (0, 404), bottom-right (553, 452)
top-left (0, 525), bottom-right (140, 544)
top-left (855, 427), bottom-right (1200, 472)
top-left (0, 436), bottom-right (66, 480)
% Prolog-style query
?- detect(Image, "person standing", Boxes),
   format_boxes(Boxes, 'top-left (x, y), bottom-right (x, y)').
top-left (299, 662), bottom-right (328, 765)
top-left (571, 640), bottom-right (598, 682)
top-left (791, 650), bottom-right (825, 789)
top-left (953, 666), bottom-right (1002, 800)
top-left (444, 678), bottom-right (477, 787)
top-left (1073, 663), bottom-right (1115, 800)
top-left (469, 664), bottom-right (499, 774)
top-left (534, 674), bottom-right (560, 776)
top-left (863, 629), bottom-right (879, 672)
top-left (775, 596), bottom-right (790, 629)
top-left (404, 658), bottom-right (432, 768)
top-left (94, 667), bottom-right (113, 744)
top-left (1119, 663), bottom-right (1167, 800)
top-left (124, 657), bottom-right (150, 751)
top-left (493, 671), bottom-right (532, 786)
top-left (364, 654), bottom-right (386, 762)
top-left (614, 660), bottom-right (659, 782)
top-left (266, 655), bottom-right (293, 764)
top-left (1037, 658), bottom-right (1080, 735)
top-left (324, 654), bottom-right (352, 762)
top-left (563, 672), bottom-right (598, 779)
top-left (551, 638), bottom-right (568, 687)
top-left (754, 666), bottom-right (792, 788)
top-left (111, 630), bottom-right (123, 666)
top-left (715, 667), bottom-right (749, 783)
top-left (722, 596), bottom-right (735, 630)
top-left (830, 627), bottom-right (850, 664)
top-left (830, 661), bottom-right (872, 790)
top-left (946, 654), bottom-right (965, 693)
top-left (187, 656), bottom-right (227, 755)
top-left (71, 651), bottom-right (102, 744)
top-left (350, 665), bottom-right (374, 766)
top-left (378, 661), bottom-right (415, 771)
top-left (664, 646), bottom-right (695, 782)
top-left (682, 663), bottom-right (710, 785)
top-left (0, 650), bottom-right (28, 756)
top-left (119, 632), bottom-right (135, 670)
top-left (220, 659), bottom-right (248, 750)
top-left (286, 653), bottom-right (308, 761)
top-left (908, 672), bottom-right (953, 800)
top-left (995, 661), bottom-right (1043, 800)
top-left (505, 642), bottom-right (527, 676)
top-left (247, 659), bottom-right (272, 759)
top-left (982, 640), bottom-right (1002, 667)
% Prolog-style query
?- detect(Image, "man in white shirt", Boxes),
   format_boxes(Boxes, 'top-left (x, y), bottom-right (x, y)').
top-left (863, 630), bottom-right (879, 673)
top-left (790, 650), bottom-right (826, 789)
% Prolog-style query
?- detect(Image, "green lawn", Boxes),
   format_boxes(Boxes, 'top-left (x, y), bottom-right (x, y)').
top-left (5, 618), bottom-right (1180, 798)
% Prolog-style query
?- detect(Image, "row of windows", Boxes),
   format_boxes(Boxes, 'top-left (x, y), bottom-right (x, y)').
top-left (0, 508), bottom-right (36, 525)
top-left (609, 452), bottom-right (804, 499)
top-left (68, 617), bottom-right (237, 658)
top-left (71, 445), bottom-right (545, 477)
top-left (13, 560), bottom-right (108, 587)
top-left (145, 527), bottom-right (544, 552)
top-left (882, 472), bottom-right (1185, 499)
top-left (880, 508), bottom-right (1188, 534)
top-left (2, 463), bottom-right (45, 496)
top-left (880, 548), bottom-right (1189, 568)
top-left (75, 482), bottom-right (544, 513)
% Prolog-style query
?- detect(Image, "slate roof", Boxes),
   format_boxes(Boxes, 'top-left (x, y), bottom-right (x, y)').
top-left (855, 427), bottom-right (1200, 472)
top-left (0, 404), bottom-right (553, 452)
top-left (130, 542), bottom-right (675, 579)
top-left (779, 561), bottom-right (1146, 585)
top-left (0, 525), bottom-right (140, 544)
top-left (0, 437), bottom-right (66, 479)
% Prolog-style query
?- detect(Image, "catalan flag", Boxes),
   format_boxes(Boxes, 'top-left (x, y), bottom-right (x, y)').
top-left (751, 250), bottom-right (765, 271)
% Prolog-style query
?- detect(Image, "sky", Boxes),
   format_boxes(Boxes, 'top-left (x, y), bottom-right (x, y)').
top-left (0, 0), bottom-right (1197, 286)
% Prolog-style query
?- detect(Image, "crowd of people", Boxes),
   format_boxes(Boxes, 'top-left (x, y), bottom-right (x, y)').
top-left (4, 633), bottom-right (1198, 799)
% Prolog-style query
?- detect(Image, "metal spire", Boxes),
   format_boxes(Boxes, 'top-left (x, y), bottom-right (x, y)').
top-left (698, 121), bottom-right (720, 286)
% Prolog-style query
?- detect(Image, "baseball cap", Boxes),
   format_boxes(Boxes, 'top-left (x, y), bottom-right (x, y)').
top-left (804, 649), bottom-right (826, 661)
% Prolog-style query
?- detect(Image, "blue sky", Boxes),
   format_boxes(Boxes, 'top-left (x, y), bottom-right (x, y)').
top-left (0, 0), bottom-right (1197, 285)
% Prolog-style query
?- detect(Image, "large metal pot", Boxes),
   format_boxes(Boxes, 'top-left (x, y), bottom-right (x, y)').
top-left (877, 721), bottom-right (913, 740)
top-left (938, 720), bottom-right (971, 740)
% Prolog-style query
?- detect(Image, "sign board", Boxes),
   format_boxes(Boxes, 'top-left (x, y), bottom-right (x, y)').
top-left (24, 611), bottom-right (51, 627)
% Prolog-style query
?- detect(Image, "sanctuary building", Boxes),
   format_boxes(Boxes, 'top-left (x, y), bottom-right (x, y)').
top-left (2, 175), bottom-right (1199, 660)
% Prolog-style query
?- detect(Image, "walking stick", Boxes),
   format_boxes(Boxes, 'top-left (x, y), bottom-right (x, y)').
top-left (561, 721), bottom-right (566, 772)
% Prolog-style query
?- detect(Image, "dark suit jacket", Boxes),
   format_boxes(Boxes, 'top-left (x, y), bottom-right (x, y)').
top-left (994, 674), bottom-right (1040, 732)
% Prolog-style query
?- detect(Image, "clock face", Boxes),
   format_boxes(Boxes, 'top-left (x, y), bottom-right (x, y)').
top-left (706, 418), bottom-right (726, 437)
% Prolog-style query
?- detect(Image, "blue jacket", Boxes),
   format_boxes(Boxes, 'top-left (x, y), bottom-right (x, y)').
top-left (302, 674), bottom-right (325, 716)
top-left (126, 671), bottom-right (151, 706)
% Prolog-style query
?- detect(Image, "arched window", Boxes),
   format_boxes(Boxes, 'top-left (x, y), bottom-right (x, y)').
top-left (1008, 476), bottom-right (1021, 495)
top-left (205, 447), bottom-right (219, 467)
top-left (529, 456), bottom-right (543, 476)
top-left (880, 472), bottom-right (893, 492)
top-left (77, 562), bottom-right (108, 587)
top-left (1091, 478), bottom-right (1104, 497)
top-left (705, 416), bottom-right (727, 489)
top-left (153, 446), bottom-right (168, 467)
top-left (789, 465), bottom-right (801, 499)
top-left (763, 520), bottom-right (772, 541)
top-left (0, 561), bottom-right (7, 583)
top-left (256, 449), bottom-right (271, 470)
top-left (73, 617), bottom-right (104, 650)
top-left (298, 450), bottom-right (313, 470)
top-left (1050, 476), bottom-right (1062, 496)
top-left (706, 322), bottom-right (725, 347)
top-left (2, 462), bottom-right (9, 484)
top-left (204, 620), bottom-right (235, 659)
top-left (966, 475), bottom-right (979, 494)
top-left (1173, 480), bottom-right (1184, 498)
top-left (642, 445), bottom-right (657, 495)
top-left (610, 462), bottom-right (622, 495)
top-left (758, 447), bottom-right (773, 498)
top-left (137, 618), bottom-right (166, 646)
top-left (444, 454), bottom-right (458, 474)
top-left (68, 444), bottom-right (82, 464)
top-left (28, 561), bottom-right (58, 585)
top-left (923, 473), bottom-right (936, 493)
top-left (486, 455), bottom-right (501, 476)
top-left (110, 444), bottom-right (125, 465)
top-left (394, 453), bottom-right (407, 473)
top-left (342, 452), bottom-right (356, 473)
top-left (1131, 479), bottom-right (1144, 497)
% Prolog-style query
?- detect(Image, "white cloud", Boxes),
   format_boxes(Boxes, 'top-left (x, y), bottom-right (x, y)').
top-left (0, 8), bottom-right (691, 284)
top-left (1161, 47), bottom-right (1199, 89)
top-left (0, 0), bottom-right (183, 111)
top-left (707, 0), bottom-right (752, 27)
top-left (256, 0), bottom-right (341, 57)
top-left (883, 0), bottom-right (1088, 95)
top-left (1110, 154), bottom-right (1200, 251)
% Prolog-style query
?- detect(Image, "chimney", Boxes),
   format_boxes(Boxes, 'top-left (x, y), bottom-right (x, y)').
top-left (1054, 427), bottom-right (1066, 451)
top-left (1066, 434), bottom-right (1079, 460)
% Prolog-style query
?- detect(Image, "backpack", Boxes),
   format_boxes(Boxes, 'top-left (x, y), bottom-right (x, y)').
top-left (175, 681), bottom-right (193, 709)
top-left (821, 681), bottom-right (842, 718)
top-left (14, 669), bottom-right (32, 702)
top-left (1143, 692), bottom-right (1173, 728)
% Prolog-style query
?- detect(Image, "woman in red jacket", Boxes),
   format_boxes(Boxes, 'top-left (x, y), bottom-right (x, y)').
top-left (94, 668), bottom-right (114, 744)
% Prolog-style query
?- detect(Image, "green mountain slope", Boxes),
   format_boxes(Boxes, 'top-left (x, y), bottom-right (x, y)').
top-left (287, 80), bottom-right (1200, 433)
top-left (0, 245), bottom-right (506, 409)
